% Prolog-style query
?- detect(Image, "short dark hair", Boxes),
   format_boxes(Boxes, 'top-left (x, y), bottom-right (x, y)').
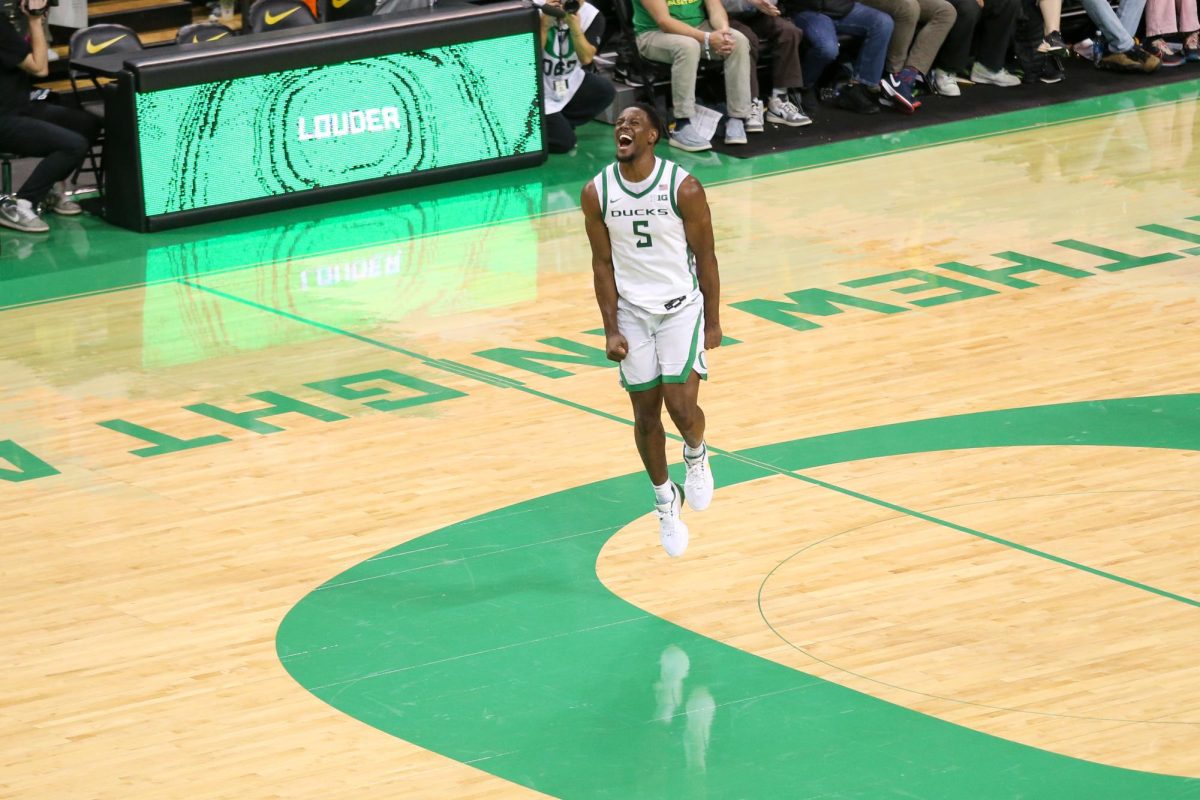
top-left (631, 102), bottom-right (666, 145)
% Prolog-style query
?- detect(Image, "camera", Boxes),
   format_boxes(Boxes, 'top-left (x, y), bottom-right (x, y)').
top-left (540, 0), bottom-right (579, 17)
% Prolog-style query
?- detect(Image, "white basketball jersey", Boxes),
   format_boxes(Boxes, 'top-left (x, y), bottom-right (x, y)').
top-left (593, 157), bottom-right (699, 314)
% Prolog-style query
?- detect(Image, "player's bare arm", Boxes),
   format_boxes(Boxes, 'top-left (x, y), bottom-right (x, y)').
top-left (677, 175), bottom-right (723, 350)
top-left (581, 181), bottom-right (628, 362)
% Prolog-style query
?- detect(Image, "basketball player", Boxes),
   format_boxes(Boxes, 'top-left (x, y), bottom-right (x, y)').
top-left (580, 102), bottom-right (722, 558)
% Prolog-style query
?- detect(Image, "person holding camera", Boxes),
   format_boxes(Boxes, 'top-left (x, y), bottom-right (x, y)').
top-left (0, 0), bottom-right (101, 233)
top-left (538, 0), bottom-right (616, 154)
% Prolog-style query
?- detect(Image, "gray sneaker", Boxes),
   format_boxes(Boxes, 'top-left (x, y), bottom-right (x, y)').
top-left (0, 196), bottom-right (49, 233)
top-left (969, 62), bottom-right (1021, 87)
top-left (42, 190), bottom-right (83, 216)
top-left (747, 98), bottom-right (765, 132)
top-left (724, 117), bottom-right (747, 145)
top-left (766, 95), bottom-right (812, 126)
top-left (669, 123), bottom-right (712, 152)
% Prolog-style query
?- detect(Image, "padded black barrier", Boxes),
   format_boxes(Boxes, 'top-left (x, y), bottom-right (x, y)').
top-left (93, 0), bottom-right (546, 232)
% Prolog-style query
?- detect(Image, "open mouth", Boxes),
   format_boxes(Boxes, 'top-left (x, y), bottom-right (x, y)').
top-left (618, 133), bottom-right (634, 147)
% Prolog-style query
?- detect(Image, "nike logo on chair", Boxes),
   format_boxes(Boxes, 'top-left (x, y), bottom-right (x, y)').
top-left (331, 0), bottom-right (352, 8)
top-left (264, 7), bottom-right (300, 23)
top-left (85, 34), bottom-right (127, 54)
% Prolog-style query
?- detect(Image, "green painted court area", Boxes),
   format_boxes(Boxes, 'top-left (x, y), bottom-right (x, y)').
top-left (277, 397), bottom-right (1200, 799)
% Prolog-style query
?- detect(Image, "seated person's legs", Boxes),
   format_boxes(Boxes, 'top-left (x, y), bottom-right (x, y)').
top-left (704, 23), bottom-right (753, 129)
top-left (1079, 0), bottom-right (1157, 68)
top-left (0, 105), bottom-right (99, 231)
top-left (637, 30), bottom-right (712, 150)
top-left (833, 3), bottom-right (893, 87)
top-left (728, 17), bottom-right (765, 130)
top-left (968, 0), bottom-right (1023, 84)
top-left (929, 0), bottom-right (978, 93)
top-left (859, 0), bottom-right (918, 78)
top-left (743, 13), bottom-right (810, 123)
top-left (791, 11), bottom-right (840, 89)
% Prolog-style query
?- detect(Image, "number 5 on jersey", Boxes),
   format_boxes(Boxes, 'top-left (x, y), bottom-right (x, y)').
top-left (633, 220), bottom-right (653, 248)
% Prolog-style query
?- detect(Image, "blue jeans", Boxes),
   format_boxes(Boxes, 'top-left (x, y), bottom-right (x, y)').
top-left (1080, 0), bottom-right (1147, 52)
top-left (792, 4), bottom-right (894, 87)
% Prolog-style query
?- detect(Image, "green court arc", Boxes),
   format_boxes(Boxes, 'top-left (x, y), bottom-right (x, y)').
top-left (276, 394), bottom-right (1200, 799)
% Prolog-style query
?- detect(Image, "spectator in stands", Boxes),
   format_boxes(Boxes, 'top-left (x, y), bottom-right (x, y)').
top-left (1035, 0), bottom-right (1068, 55)
top-left (1143, 0), bottom-right (1196, 64)
top-left (632, 0), bottom-right (754, 151)
top-left (538, 0), bottom-right (617, 153)
top-left (0, 0), bottom-right (100, 233)
top-left (781, 0), bottom-right (893, 114)
top-left (928, 0), bottom-right (1021, 91)
top-left (860, 0), bottom-right (955, 112)
top-left (1077, 0), bottom-right (1161, 71)
top-left (1013, 0), bottom-right (1067, 83)
top-left (723, 0), bottom-right (812, 127)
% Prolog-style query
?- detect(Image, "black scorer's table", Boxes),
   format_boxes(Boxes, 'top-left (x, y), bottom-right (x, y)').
top-left (75, 0), bottom-right (546, 232)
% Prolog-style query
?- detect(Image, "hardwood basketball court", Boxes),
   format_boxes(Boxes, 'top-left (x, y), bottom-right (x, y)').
top-left (2, 81), bottom-right (1199, 798)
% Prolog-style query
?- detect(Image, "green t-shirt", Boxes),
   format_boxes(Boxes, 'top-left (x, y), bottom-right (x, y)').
top-left (631, 0), bottom-right (707, 35)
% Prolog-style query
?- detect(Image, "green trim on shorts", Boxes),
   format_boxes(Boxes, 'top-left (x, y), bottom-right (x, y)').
top-left (662, 309), bottom-right (704, 384)
top-left (600, 169), bottom-right (609, 216)
top-left (619, 360), bottom-right (663, 392)
top-left (612, 158), bottom-right (667, 199)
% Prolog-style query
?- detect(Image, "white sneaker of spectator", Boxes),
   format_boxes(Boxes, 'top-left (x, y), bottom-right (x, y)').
top-left (766, 95), bottom-right (812, 126)
top-left (930, 68), bottom-right (961, 96)
top-left (747, 98), bottom-right (764, 132)
top-left (969, 62), bottom-right (1021, 87)
top-left (0, 197), bottom-right (49, 233)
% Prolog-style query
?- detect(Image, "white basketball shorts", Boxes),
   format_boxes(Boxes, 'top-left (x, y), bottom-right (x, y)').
top-left (616, 292), bottom-right (708, 392)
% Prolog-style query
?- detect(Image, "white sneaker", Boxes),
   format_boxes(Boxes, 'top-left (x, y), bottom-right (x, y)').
top-left (669, 124), bottom-right (712, 152)
top-left (655, 482), bottom-right (689, 557)
top-left (766, 95), bottom-right (812, 126)
top-left (723, 117), bottom-right (747, 145)
top-left (0, 197), bottom-right (49, 233)
top-left (683, 444), bottom-right (713, 511)
top-left (930, 68), bottom-right (961, 96)
top-left (969, 62), bottom-right (1021, 87)
top-left (746, 98), bottom-right (764, 132)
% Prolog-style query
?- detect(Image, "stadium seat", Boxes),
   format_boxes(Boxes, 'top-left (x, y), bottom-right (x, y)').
top-left (322, 0), bottom-right (378, 22)
top-left (67, 24), bottom-right (143, 197)
top-left (175, 22), bottom-right (236, 45)
top-left (247, 0), bottom-right (318, 32)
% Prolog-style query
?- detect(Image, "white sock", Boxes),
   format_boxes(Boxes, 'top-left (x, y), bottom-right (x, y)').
top-left (653, 480), bottom-right (675, 505)
top-left (683, 441), bottom-right (706, 462)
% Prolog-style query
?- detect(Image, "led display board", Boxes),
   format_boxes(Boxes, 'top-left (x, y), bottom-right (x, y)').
top-left (135, 35), bottom-right (541, 218)
top-left (97, 3), bottom-right (545, 231)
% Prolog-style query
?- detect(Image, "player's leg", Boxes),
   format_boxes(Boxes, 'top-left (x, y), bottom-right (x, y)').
top-left (619, 305), bottom-right (689, 556)
top-left (662, 371), bottom-right (706, 451)
top-left (628, 386), bottom-right (669, 486)
top-left (659, 297), bottom-right (714, 512)
top-left (663, 372), bottom-right (713, 512)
